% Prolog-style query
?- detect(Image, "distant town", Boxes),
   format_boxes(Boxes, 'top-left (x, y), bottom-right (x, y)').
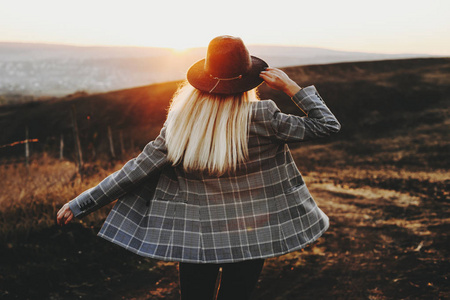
top-left (0, 42), bottom-right (430, 98)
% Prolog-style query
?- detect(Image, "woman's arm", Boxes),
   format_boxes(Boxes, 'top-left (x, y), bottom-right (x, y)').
top-left (260, 68), bottom-right (341, 141)
top-left (260, 67), bottom-right (302, 97)
top-left (57, 124), bottom-right (168, 224)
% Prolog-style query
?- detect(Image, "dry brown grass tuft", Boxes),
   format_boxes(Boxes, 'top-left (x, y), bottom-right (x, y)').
top-left (0, 154), bottom-right (126, 242)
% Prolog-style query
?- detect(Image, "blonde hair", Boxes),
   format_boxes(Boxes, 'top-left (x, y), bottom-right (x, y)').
top-left (166, 82), bottom-right (258, 175)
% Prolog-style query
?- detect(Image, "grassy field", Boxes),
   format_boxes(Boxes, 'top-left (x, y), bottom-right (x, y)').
top-left (1, 144), bottom-right (447, 299)
top-left (1, 58), bottom-right (449, 299)
top-left (0, 154), bottom-right (165, 299)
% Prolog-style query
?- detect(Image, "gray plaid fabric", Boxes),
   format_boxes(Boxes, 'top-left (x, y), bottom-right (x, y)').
top-left (69, 85), bottom-right (341, 263)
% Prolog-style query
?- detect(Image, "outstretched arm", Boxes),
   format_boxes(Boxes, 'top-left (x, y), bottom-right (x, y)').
top-left (57, 124), bottom-right (168, 224)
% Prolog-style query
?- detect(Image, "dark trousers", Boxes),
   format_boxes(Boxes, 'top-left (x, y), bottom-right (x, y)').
top-left (179, 259), bottom-right (265, 300)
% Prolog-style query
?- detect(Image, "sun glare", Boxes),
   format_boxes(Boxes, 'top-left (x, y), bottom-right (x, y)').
top-left (0, 0), bottom-right (448, 55)
top-left (170, 46), bottom-right (189, 54)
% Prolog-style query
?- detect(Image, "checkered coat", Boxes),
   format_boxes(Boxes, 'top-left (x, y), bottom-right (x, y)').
top-left (69, 85), bottom-right (341, 263)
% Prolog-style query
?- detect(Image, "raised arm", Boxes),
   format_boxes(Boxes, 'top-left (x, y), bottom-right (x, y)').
top-left (260, 68), bottom-right (341, 142)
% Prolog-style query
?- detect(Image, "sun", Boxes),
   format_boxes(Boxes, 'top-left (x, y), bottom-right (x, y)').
top-left (170, 45), bottom-right (190, 54)
top-left (161, 37), bottom-right (208, 54)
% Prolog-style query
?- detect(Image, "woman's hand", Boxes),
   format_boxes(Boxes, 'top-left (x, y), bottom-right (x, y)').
top-left (260, 67), bottom-right (302, 97)
top-left (56, 203), bottom-right (74, 226)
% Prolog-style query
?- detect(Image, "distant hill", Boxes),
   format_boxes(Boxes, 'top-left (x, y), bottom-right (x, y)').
top-left (0, 42), bottom-right (434, 98)
top-left (0, 57), bottom-right (448, 168)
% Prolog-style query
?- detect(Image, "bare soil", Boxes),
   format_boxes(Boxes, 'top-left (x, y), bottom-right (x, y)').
top-left (113, 166), bottom-right (449, 300)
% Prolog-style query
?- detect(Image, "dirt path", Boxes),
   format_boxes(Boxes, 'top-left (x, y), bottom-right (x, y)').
top-left (117, 169), bottom-right (449, 300)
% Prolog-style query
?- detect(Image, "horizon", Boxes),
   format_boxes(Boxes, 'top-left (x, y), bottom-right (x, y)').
top-left (1, 40), bottom-right (441, 57)
top-left (1, 0), bottom-right (449, 56)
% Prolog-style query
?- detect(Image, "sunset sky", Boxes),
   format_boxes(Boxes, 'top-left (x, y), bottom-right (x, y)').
top-left (0, 0), bottom-right (449, 55)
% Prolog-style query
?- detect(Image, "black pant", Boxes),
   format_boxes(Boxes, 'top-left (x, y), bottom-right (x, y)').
top-left (179, 259), bottom-right (265, 300)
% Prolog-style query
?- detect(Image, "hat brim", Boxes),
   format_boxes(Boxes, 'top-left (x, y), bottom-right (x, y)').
top-left (187, 56), bottom-right (268, 94)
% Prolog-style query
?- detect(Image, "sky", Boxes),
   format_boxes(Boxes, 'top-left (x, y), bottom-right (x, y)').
top-left (0, 0), bottom-right (449, 55)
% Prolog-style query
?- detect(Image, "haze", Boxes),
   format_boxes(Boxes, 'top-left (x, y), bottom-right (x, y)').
top-left (0, 0), bottom-right (449, 55)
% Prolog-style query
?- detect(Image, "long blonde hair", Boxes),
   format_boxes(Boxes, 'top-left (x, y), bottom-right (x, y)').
top-left (166, 82), bottom-right (258, 175)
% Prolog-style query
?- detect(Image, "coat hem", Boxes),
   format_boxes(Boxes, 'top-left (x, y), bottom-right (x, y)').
top-left (96, 218), bottom-right (329, 264)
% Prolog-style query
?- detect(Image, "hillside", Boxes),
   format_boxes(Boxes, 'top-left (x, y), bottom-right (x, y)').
top-left (1, 57), bottom-right (449, 168)
top-left (0, 42), bottom-right (432, 97)
top-left (1, 57), bottom-right (449, 299)
top-left (0, 80), bottom-right (178, 160)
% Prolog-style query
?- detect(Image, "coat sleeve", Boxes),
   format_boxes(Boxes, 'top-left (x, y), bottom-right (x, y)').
top-left (68, 124), bottom-right (168, 218)
top-left (267, 85), bottom-right (341, 142)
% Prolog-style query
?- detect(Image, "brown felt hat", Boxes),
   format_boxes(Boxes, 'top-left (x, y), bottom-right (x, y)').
top-left (187, 35), bottom-right (268, 94)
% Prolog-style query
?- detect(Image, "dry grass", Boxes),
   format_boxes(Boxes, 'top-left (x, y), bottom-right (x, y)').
top-left (1, 146), bottom-right (449, 299)
top-left (0, 153), bottom-right (127, 242)
top-left (1, 57), bottom-right (449, 299)
top-left (0, 153), bottom-right (165, 300)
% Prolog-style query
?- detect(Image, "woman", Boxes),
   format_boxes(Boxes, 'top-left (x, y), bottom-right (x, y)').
top-left (57, 35), bottom-right (341, 300)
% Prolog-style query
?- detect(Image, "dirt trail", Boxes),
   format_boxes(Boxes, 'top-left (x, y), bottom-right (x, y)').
top-left (118, 169), bottom-right (449, 300)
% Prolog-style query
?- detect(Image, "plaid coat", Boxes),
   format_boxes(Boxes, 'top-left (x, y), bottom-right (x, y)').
top-left (69, 85), bottom-right (341, 263)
